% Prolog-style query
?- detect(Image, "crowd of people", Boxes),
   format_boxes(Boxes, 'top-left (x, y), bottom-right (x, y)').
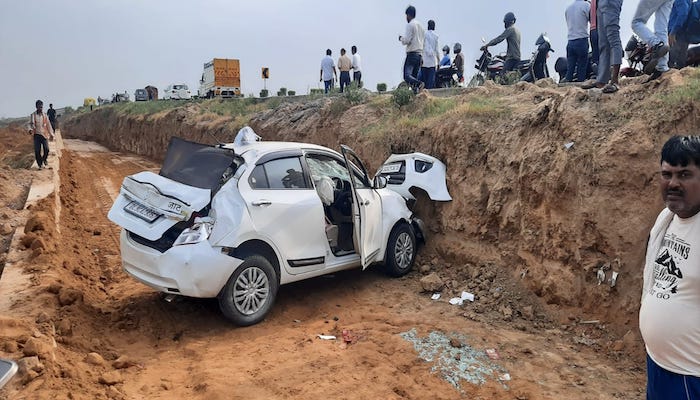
top-left (319, 46), bottom-right (362, 94)
top-left (320, 3), bottom-right (698, 95)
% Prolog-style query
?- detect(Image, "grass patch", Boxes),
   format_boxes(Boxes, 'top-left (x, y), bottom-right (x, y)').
top-left (359, 93), bottom-right (508, 142)
top-left (419, 97), bottom-right (458, 118)
top-left (115, 100), bottom-right (187, 115)
top-left (659, 69), bottom-right (700, 106)
top-left (452, 96), bottom-right (509, 118)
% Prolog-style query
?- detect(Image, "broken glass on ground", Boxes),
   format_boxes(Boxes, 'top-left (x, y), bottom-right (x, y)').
top-left (399, 328), bottom-right (509, 391)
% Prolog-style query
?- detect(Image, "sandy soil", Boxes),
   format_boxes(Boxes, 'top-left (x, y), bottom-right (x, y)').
top-left (0, 129), bottom-right (647, 398)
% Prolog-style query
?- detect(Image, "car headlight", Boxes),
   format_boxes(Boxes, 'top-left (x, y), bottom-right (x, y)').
top-left (173, 217), bottom-right (213, 246)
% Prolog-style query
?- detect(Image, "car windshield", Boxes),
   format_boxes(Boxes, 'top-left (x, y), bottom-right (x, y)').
top-left (159, 137), bottom-right (242, 191)
top-left (173, 85), bottom-right (188, 90)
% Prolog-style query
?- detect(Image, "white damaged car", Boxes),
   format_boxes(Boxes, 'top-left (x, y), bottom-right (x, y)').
top-left (108, 128), bottom-right (450, 326)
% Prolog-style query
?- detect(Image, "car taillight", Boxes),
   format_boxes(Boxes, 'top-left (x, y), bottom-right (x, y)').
top-left (173, 217), bottom-right (213, 246)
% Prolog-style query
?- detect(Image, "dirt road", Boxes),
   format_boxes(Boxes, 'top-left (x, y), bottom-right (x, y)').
top-left (0, 135), bottom-right (645, 399)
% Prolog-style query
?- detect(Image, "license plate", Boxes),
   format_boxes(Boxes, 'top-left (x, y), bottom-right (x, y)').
top-left (124, 201), bottom-right (161, 223)
top-left (380, 163), bottom-right (401, 174)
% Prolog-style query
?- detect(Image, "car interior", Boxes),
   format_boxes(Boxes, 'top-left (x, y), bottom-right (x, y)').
top-left (307, 155), bottom-right (356, 256)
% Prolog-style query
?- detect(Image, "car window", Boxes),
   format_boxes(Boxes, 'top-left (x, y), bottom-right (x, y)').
top-left (306, 153), bottom-right (368, 189)
top-left (249, 157), bottom-right (309, 190)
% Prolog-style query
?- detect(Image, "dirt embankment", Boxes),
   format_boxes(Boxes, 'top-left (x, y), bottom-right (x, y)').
top-left (63, 70), bottom-right (700, 341)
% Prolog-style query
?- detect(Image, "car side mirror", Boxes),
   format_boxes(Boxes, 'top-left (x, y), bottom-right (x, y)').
top-left (373, 175), bottom-right (388, 189)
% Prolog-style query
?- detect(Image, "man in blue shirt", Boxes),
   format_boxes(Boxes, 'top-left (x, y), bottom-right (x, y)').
top-left (319, 49), bottom-right (337, 94)
top-left (669, 0), bottom-right (692, 68)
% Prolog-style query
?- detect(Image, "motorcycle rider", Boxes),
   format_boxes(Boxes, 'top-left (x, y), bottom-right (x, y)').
top-left (481, 12), bottom-right (522, 72)
top-left (440, 45), bottom-right (451, 67)
top-left (453, 43), bottom-right (465, 83)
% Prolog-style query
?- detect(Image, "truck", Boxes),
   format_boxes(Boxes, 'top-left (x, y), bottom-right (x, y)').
top-left (198, 58), bottom-right (241, 98)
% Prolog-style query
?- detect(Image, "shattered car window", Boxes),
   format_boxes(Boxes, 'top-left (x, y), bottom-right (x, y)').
top-left (306, 154), bottom-right (368, 189)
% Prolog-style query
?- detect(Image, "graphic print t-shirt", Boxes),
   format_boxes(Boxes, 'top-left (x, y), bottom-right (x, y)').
top-left (640, 212), bottom-right (700, 376)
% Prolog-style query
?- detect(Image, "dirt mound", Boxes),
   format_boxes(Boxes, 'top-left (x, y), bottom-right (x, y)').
top-left (65, 69), bottom-right (700, 338)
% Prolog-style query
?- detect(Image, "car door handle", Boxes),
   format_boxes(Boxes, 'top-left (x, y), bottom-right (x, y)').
top-left (252, 200), bottom-right (272, 206)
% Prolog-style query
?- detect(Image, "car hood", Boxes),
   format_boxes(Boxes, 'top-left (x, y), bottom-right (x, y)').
top-left (107, 171), bottom-right (210, 241)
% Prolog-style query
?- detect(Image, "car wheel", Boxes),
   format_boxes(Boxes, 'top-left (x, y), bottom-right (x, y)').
top-left (218, 255), bottom-right (278, 326)
top-left (384, 224), bottom-right (416, 277)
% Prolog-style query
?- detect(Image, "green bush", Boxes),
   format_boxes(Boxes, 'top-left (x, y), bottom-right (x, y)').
top-left (260, 89), bottom-right (269, 98)
top-left (392, 86), bottom-right (415, 107)
top-left (343, 84), bottom-right (367, 105)
top-left (279, 87), bottom-right (287, 96)
top-left (288, 91), bottom-right (296, 96)
top-left (377, 83), bottom-right (388, 92)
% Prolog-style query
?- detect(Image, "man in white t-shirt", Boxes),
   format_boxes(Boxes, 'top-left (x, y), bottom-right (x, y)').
top-left (399, 5), bottom-right (425, 93)
top-left (421, 20), bottom-right (439, 89)
top-left (351, 46), bottom-right (362, 87)
top-left (640, 135), bottom-right (700, 399)
top-left (319, 49), bottom-right (337, 94)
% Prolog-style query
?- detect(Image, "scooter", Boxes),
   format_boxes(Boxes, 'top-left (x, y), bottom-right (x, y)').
top-left (520, 34), bottom-right (554, 83)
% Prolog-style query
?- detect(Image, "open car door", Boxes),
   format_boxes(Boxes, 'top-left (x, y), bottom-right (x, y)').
top-left (340, 145), bottom-right (383, 269)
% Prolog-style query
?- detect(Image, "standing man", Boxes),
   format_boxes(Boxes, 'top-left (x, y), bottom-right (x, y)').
top-left (351, 46), bottom-right (362, 87)
top-left (338, 48), bottom-right (352, 93)
top-left (27, 100), bottom-right (54, 170)
top-left (565, 0), bottom-right (591, 82)
top-left (481, 12), bottom-right (521, 72)
top-left (399, 5), bottom-right (425, 93)
top-left (590, 0), bottom-right (600, 67)
top-left (320, 49), bottom-right (337, 94)
top-left (421, 19), bottom-right (439, 89)
top-left (631, 0), bottom-right (675, 80)
top-left (47, 103), bottom-right (57, 132)
top-left (669, 0), bottom-right (692, 69)
top-left (640, 135), bottom-right (700, 399)
top-left (583, 0), bottom-right (623, 93)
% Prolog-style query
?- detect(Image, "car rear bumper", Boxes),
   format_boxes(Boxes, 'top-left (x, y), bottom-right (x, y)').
top-left (120, 229), bottom-right (242, 298)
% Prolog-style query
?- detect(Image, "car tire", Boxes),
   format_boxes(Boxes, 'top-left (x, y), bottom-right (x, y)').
top-left (384, 223), bottom-right (416, 277)
top-left (218, 255), bottom-right (279, 326)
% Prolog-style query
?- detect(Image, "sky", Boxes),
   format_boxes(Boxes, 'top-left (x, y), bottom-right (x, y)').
top-left (1, 0), bottom-right (642, 118)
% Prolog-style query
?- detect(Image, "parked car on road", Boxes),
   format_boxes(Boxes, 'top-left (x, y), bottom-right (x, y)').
top-left (134, 89), bottom-right (149, 101)
top-left (163, 84), bottom-right (191, 100)
top-left (108, 128), bottom-right (450, 326)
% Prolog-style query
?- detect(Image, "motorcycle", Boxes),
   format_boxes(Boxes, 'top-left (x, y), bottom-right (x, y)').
top-left (620, 35), bottom-right (651, 77)
top-left (520, 34), bottom-right (554, 83)
top-left (435, 64), bottom-right (460, 88)
top-left (471, 42), bottom-right (534, 86)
